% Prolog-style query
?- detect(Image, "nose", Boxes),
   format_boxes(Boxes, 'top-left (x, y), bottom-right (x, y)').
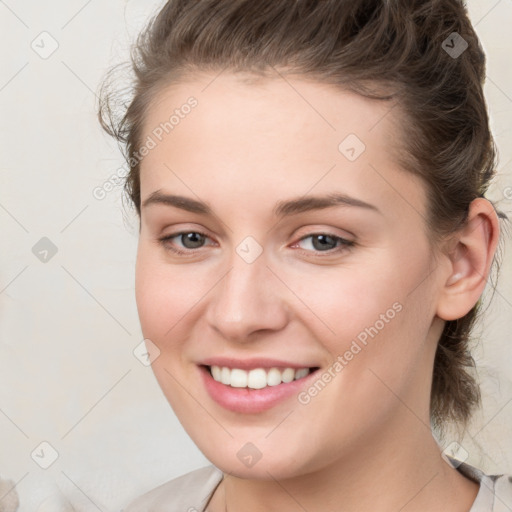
top-left (205, 250), bottom-right (289, 343)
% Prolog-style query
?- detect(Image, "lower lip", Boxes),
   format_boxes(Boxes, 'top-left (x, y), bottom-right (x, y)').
top-left (199, 365), bottom-right (318, 414)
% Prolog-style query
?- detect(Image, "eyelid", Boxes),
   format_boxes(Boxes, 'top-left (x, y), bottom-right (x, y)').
top-left (294, 231), bottom-right (353, 245)
top-left (158, 223), bottom-right (215, 243)
top-left (290, 232), bottom-right (355, 256)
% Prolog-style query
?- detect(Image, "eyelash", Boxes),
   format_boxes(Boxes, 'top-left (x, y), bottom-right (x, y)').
top-left (157, 231), bottom-right (355, 258)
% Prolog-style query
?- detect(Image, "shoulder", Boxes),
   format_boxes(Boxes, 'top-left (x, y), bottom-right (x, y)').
top-left (123, 465), bottom-right (223, 512)
top-left (453, 457), bottom-right (512, 512)
top-left (490, 473), bottom-right (512, 511)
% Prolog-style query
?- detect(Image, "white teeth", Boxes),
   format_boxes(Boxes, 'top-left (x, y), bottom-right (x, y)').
top-left (281, 368), bottom-right (295, 383)
top-left (294, 368), bottom-right (310, 380)
top-left (247, 368), bottom-right (267, 389)
top-left (230, 368), bottom-right (247, 388)
top-left (221, 367), bottom-right (230, 385)
top-left (211, 365), bottom-right (222, 381)
top-left (267, 368), bottom-right (282, 386)
top-left (209, 365), bottom-right (312, 389)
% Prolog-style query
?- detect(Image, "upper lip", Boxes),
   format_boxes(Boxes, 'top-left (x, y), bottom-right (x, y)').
top-left (200, 357), bottom-right (318, 371)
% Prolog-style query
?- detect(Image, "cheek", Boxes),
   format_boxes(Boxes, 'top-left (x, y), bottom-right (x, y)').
top-left (319, 264), bottom-right (436, 411)
top-left (287, 261), bottom-right (399, 345)
top-left (134, 246), bottom-right (205, 410)
top-left (294, 248), bottom-right (434, 377)
top-left (134, 244), bottom-right (207, 341)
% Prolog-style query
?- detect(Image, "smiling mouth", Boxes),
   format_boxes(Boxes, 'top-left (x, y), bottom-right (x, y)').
top-left (203, 365), bottom-right (320, 390)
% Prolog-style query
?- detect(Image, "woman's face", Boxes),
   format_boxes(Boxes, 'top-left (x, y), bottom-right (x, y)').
top-left (135, 72), bottom-right (446, 478)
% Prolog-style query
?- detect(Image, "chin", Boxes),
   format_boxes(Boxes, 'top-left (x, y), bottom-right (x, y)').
top-left (196, 439), bottom-right (313, 480)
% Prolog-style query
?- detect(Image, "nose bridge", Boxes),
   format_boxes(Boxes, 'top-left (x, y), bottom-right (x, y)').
top-left (207, 245), bottom-right (287, 340)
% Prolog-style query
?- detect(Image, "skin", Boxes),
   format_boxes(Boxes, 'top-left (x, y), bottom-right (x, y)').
top-left (134, 71), bottom-right (499, 511)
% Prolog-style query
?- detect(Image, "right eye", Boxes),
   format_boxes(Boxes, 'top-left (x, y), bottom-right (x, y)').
top-left (158, 231), bottom-right (215, 255)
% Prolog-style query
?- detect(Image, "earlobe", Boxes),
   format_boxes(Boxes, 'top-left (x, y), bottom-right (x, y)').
top-left (436, 198), bottom-right (500, 321)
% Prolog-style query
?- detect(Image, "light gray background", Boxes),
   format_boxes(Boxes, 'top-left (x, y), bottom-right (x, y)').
top-left (1, 1), bottom-right (511, 511)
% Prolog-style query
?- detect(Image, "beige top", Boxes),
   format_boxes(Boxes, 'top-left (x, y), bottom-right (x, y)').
top-left (123, 458), bottom-right (512, 512)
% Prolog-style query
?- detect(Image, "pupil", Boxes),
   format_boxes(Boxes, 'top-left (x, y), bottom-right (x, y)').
top-left (183, 232), bottom-right (204, 249)
top-left (312, 234), bottom-right (336, 251)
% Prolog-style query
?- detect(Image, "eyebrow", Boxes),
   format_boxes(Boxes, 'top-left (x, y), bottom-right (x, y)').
top-left (141, 190), bottom-right (381, 217)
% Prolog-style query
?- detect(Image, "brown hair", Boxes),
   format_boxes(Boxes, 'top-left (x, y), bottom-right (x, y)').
top-left (97, 0), bottom-right (506, 435)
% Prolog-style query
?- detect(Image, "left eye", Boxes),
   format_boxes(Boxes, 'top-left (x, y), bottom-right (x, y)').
top-left (293, 233), bottom-right (354, 253)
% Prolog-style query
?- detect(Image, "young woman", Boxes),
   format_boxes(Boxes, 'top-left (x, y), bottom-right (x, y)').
top-left (98, 0), bottom-right (512, 510)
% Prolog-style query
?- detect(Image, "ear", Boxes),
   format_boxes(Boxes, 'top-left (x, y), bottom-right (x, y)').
top-left (436, 198), bottom-right (500, 321)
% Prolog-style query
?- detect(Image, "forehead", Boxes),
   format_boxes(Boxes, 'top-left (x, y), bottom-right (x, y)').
top-left (139, 72), bottom-right (426, 224)
top-left (143, 71), bottom-right (401, 154)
